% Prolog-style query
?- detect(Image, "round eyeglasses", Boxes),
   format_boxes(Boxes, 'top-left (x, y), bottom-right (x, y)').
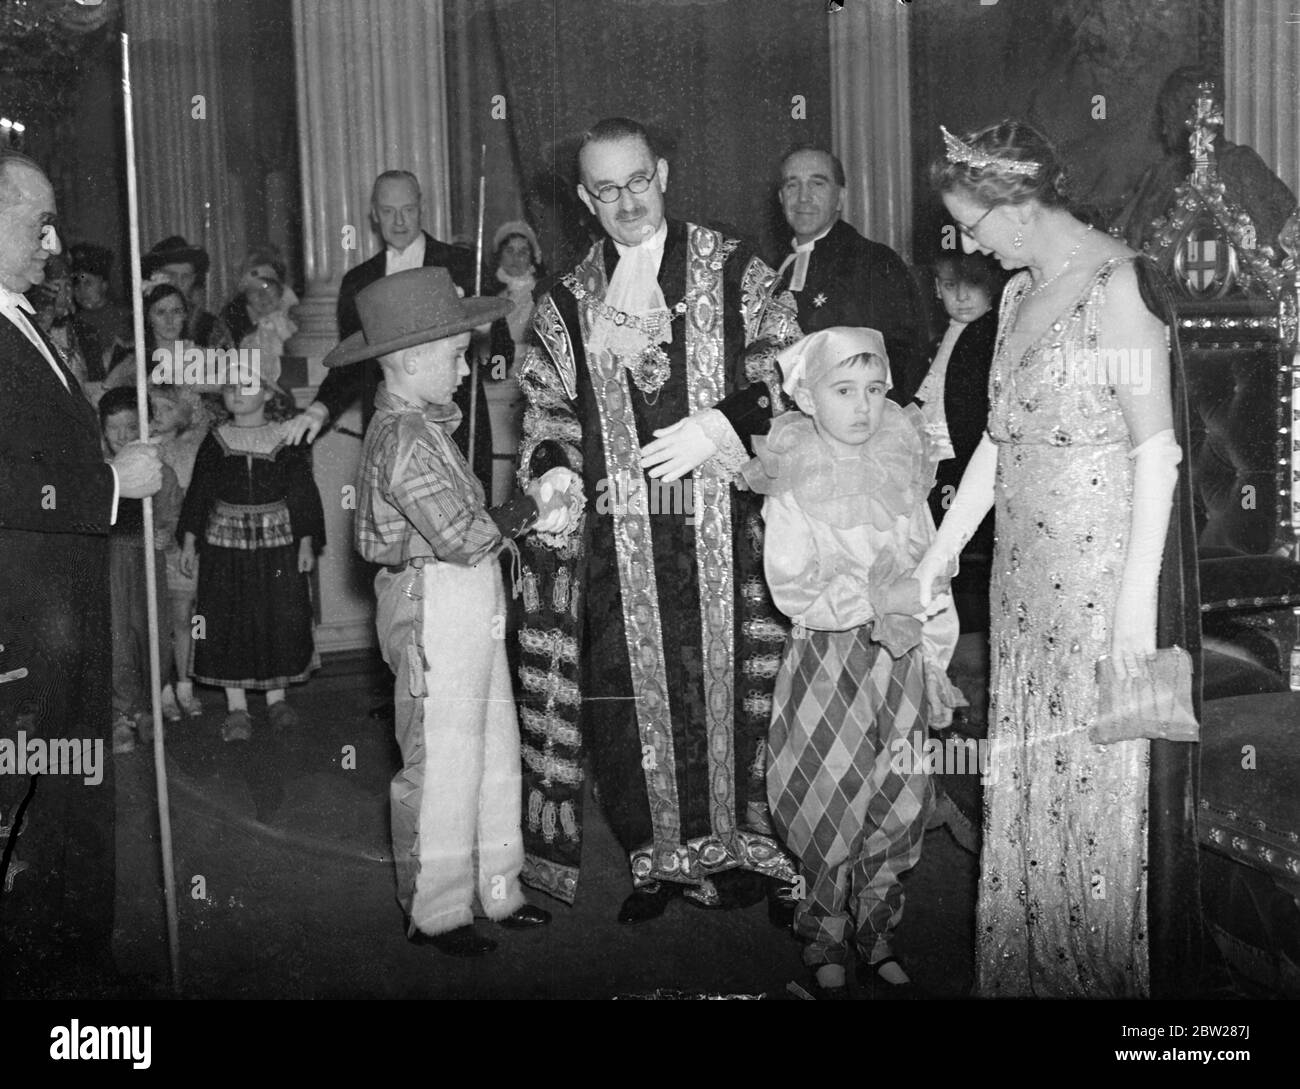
top-left (956, 206), bottom-right (995, 239)
top-left (586, 174), bottom-right (654, 205)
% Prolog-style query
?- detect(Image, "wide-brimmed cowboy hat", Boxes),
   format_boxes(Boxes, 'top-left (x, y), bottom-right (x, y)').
top-left (322, 266), bottom-right (512, 368)
top-left (142, 235), bottom-right (211, 279)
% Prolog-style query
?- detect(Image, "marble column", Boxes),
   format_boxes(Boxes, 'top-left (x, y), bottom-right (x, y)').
top-left (829, 1), bottom-right (913, 260)
top-left (1225, 1), bottom-right (1300, 205)
top-left (123, 0), bottom-right (235, 314)
top-left (287, 0), bottom-right (455, 653)
top-left (287, 0), bottom-right (454, 371)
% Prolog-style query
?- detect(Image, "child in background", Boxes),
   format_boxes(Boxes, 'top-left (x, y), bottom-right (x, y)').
top-left (745, 327), bottom-right (961, 1000)
top-left (913, 252), bottom-right (1004, 632)
top-left (238, 272), bottom-right (298, 373)
top-left (177, 360), bottom-right (324, 741)
top-left (100, 387), bottom-right (181, 754)
top-left (150, 385), bottom-right (213, 720)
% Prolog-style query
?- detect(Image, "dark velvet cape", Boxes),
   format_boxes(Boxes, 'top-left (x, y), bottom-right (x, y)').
top-left (1138, 256), bottom-right (1205, 998)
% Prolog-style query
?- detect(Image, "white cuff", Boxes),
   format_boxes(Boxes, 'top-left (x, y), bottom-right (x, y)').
top-left (695, 408), bottom-right (748, 481)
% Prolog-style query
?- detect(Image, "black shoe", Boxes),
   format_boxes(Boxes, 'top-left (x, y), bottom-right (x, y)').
top-left (767, 879), bottom-right (798, 930)
top-left (856, 955), bottom-right (922, 999)
top-left (499, 904), bottom-right (551, 929)
top-left (616, 882), bottom-right (679, 924)
top-left (696, 869), bottom-right (765, 910)
top-left (409, 924), bottom-right (497, 957)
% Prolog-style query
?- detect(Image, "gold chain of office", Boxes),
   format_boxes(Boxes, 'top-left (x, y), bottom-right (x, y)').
top-left (562, 275), bottom-right (707, 399)
top-left (561, 274), bottom-right (693, 340)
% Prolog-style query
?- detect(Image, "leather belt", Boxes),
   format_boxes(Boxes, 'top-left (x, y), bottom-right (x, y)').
top-left (385, 556), bottom-right (431, 574)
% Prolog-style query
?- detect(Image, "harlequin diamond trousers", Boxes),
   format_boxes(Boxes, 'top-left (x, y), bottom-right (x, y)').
top-left (767, 626), bottom-right (932, 967)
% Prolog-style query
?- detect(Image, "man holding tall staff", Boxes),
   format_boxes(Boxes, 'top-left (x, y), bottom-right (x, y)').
top-left (0, 151), bottom-right (162, 997)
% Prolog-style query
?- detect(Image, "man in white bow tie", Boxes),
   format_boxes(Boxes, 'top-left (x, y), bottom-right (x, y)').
top-left (775, 145), bottom-right (925, 402)
top-left (513, 117), bottom-right (805, 924)
top-left (0, 151), bottom-right (162, 997)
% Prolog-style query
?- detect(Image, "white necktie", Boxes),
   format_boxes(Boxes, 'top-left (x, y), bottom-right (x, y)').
top-left (775, 239), bottom-right (816, 294)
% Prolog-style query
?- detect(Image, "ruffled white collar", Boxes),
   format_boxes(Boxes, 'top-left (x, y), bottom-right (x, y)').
top-left (743, 404), bottom-right (937, 531)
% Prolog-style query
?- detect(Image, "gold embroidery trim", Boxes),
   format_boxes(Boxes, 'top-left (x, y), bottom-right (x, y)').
top-left (578, 244), bottom-right (684, 859)
top-left (686, 224), bottom-right (738, 846)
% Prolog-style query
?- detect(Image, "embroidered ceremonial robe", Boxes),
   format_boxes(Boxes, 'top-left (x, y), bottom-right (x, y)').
top-left (515, 220), bottom-right (801, 902)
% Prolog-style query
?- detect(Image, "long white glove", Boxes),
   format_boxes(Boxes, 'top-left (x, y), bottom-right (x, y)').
top-left (914, 432), bottom-right (998, 606)
top-left (1111, 428), bottom-right (1181, 679)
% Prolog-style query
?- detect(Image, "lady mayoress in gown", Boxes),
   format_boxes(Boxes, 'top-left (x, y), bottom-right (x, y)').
top-left (914, 120), bottom-right (1202, 999)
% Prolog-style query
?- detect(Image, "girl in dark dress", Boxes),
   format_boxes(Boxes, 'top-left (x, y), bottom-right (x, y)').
top-left (913, 252), bottom-right (1005, 632)
top-left (178, 372), bottom-right (324, 740)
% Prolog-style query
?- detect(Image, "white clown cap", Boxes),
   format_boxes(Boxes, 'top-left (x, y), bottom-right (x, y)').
top-left (777, 326), bottom-right (891, 395)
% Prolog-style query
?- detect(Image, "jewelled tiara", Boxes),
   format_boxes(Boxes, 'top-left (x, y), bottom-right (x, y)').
top-left (941, 125), bottom-right (1041, 178)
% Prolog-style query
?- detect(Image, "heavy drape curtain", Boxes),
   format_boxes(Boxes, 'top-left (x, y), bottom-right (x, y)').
top-left (444, 0), bottom-right (832, 273)
top-left (830, 1), bottom-right (913, 262)
top-left (124, 0), bottom-right (301, 309)
top-left (1225, 0), bottom-right (1300, 202)
top-left (124, 1), bottom-right (236, 310)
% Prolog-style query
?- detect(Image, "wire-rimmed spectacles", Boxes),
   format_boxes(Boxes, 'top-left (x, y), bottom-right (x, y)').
top-left (956, 206), bottom-right (995, 239)
top-left (586, 174), bottom-right (655, 205)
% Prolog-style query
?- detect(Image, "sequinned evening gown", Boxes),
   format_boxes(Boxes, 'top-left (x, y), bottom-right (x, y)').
top-left (977, 256), bottom-right (1152, 997)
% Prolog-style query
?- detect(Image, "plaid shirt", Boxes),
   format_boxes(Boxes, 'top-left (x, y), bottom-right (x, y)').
top-left (355, 385), bottom-right (507, 567)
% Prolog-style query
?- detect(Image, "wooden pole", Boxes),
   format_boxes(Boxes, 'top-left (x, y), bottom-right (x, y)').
top-left (468, 143), bottom-right (486, 464)
top-left (121, 32), bottom-right (182, 995)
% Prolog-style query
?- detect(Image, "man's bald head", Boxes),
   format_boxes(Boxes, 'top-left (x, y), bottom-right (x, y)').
top-left (0, 151), bottom-right (45, 207)
top-left (0, 152), bottom-right (59, 292)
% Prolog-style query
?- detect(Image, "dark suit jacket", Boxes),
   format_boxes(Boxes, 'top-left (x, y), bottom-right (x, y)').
top-left (0, 315), bottom-right (116, 967)
top-left (777, 218), bottom-right (926, 403)
top-left (315, 231), bottom-right (492, 491)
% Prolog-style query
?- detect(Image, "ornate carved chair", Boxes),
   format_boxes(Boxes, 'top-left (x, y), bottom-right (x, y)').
top-left (1135, 82), bottom-right (1300, 994)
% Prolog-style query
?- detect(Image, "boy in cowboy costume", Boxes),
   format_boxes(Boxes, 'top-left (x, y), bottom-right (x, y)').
top-left (330, 267), bottom-right (579, 956)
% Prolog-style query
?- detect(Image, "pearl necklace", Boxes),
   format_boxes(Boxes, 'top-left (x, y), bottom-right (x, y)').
top-left (1027, 226), bottom-right (1092, 297)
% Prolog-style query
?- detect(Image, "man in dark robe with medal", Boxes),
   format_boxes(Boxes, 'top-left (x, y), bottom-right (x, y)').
top-left (515, 117), bottom-right (803, 922)
top-left (774, 146), bottom-right (927, 403)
